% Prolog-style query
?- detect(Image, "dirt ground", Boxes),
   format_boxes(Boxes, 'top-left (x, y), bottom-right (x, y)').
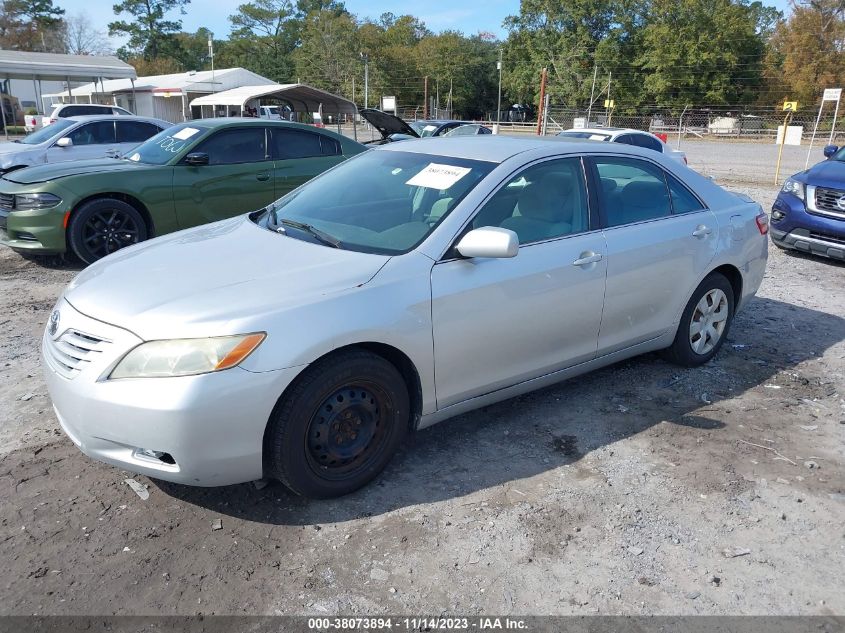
top-left (0, 147), bottom-right (844, 617)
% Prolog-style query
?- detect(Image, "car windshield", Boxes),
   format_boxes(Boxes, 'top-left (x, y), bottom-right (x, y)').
top-left (17, 119), bottom-right (76, 145)
top-left (259, 150), bottom-right (495, 255)
top-left (557, 131), bottom-right (611, 141)
top-left (409, 121), bottom-right (441, 137)
top-left (125, 122), bottom-right (210, 165)
top-left (831, 147), bottom-right (845, 161)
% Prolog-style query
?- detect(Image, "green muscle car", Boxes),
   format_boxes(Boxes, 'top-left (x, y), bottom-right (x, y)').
top-left (0, 118), bottom-right (366, 263)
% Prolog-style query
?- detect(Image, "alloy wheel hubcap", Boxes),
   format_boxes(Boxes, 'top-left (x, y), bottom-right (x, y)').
top-left (689, 288), bottom-right (729, 355)
top-left (82, 210), bottom-right (140, 258)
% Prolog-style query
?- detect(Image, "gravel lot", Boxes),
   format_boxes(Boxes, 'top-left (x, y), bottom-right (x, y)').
top-left (1, 141), bottom-right (843, 616)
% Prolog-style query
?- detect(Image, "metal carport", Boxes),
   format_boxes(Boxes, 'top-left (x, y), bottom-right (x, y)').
top-left (189, 84), bottom-right (359, 138)
top-left (0, 50), bottom-right (136, 138)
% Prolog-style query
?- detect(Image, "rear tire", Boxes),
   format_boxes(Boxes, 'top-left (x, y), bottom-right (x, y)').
top-left (266, 350), bottom-right (409, 498)
top-left (67, 198), bottom-right (148, 265)
top-left (661, 273), bottom-right (735, 367)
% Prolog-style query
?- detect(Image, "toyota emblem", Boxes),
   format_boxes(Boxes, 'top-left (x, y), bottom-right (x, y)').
top-left (837, 195), bottom-right (845, 211)
top-left (48, 310), bottom-right (60, 337)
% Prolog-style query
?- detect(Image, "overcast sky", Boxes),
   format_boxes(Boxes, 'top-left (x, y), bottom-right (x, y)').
top-left (56, 0), bottom-right (793, 52)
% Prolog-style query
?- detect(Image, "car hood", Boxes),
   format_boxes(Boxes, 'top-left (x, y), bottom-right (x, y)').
top-left (64, 216), bottom-right (391, 340)
top-left (3, 158), bottom-right (147, 184)
top-left (359, 108), bottom-right (420, 139)
top-left (0, 141), bottom-right (38, 156)
top-left (803, 159), bottom-right (845, 189)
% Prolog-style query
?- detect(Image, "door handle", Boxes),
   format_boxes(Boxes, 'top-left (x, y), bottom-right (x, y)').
top-left (692, 224), bottom-right (712, 238)
top-left (572, 251), bottom-right (603, 267)
top-left (256, 172), bottom-right (271, 181)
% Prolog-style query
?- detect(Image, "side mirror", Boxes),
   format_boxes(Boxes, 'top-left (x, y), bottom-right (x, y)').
top-left (455, 227), bottom-right (518, 259)
top-left (56, 137), bottom-right (72, 148)
top-left (823, 145), bottom-right (838, 158)
top-left (185, 152), bottom-right (209, 166)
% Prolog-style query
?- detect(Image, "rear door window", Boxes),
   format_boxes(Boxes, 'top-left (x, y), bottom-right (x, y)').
top-left (666, 173), bottom-right (706, 213)
top-left (593, 157), bottom-right (671, 227)
top-left (116, 121), bottom-right (163, 143)
top-left (271, 128), bottom-right (326, 159)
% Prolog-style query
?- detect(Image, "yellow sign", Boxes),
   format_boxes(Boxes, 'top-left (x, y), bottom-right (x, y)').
top-left (604, 99), bottom-right (615, 108)
top-left (782, 101), bottom-right (798, 111)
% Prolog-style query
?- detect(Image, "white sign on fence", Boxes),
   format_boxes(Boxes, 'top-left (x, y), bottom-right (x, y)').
top-left (381, 96), bottom-right (396, 113)
top-left (823, 88), bottom-right (842, 102)
top-left (573, 117), bottom-right (586, 129)
top-left (776, 125), bottom-right (804, 146)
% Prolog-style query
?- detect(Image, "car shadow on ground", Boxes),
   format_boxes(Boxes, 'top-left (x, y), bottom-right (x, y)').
top-left (153, 296), bottom-right (845, 525)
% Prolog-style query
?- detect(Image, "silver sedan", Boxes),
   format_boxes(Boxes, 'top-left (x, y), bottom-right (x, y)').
top-left (0, 115), bottom-right (170, 174)
top-left (43, 137), bottom-right (768, 497)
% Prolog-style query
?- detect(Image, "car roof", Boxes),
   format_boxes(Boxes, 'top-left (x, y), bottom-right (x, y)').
top-left (376, 135), bottom-right (663, 164)
top-left (563, 127), bottom-right (648, 136)
top-left (65, 115), bottom-right (169, 123)
top-left (167, 117), bottom-right (328, 130)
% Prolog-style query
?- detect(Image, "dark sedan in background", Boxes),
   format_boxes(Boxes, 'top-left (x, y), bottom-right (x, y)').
top-left (771, 144), bottom-right (845, 261)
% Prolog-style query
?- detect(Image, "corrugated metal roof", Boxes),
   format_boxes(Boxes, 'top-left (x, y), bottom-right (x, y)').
top-left (189, 84), bottom-right (356, 115)
top-left (0, 50), bottom-right (136, 81)
top-left (42, 67), bottom-right (271, 98)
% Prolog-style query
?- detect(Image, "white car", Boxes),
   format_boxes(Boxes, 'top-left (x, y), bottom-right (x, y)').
top-left (558, 127), bottom-right (687, 164)
top-left (43, 136), bottom-right (767, 498)
top-left (42, 103), bottom-right (133, 127)
top-left (0, 115), bottom-right (170, 174)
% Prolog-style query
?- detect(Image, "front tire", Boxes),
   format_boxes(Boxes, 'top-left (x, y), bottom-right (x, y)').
top-left (662, 273), bottom-right (735, 367)
top-left (266, 350), bottom-right (409, 498)
top-left (67, 198), bottom-right (148, 264)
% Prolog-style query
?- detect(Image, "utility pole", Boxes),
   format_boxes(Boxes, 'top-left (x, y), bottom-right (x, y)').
top-left (208, 32), bottom-right (215, 94)
top-left (587, 63), bottom-right (597, 124)
top-left (496, 48), bottom-right (503, 134)
top-left (423, 76), bottom-right (428, 119)
top-left (605, 72), bottom-right (612, 124)
top-left (536, 67), bottom-right (547, 136)
top-left (360, 53), bottom-right (369, 109)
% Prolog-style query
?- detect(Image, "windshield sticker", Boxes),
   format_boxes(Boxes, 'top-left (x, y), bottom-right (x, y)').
top-left (423, 125), bottom-right (438, 132)
top-left (589, 134), bottom-right (608, 141)
top-left (172, 127), bottom-right (200, 140)
top-left (406, 163), bottom-right (472, 190)
top-left (128, 152), bottom-right (140, 162)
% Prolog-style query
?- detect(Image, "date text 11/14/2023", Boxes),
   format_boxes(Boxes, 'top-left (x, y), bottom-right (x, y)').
top-left (307, 617), bottom-right (529, 630)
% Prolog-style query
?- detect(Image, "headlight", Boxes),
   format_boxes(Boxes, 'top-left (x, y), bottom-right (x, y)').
top-left (109, 333), bottom-right (266, 379)
top-left (14, 192), bottom-right (62, 210)
top-left (780, 178), bottom-right (804, 201)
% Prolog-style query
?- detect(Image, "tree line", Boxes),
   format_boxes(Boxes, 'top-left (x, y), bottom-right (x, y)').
top-left (0, 0), bottom-right (843, 117)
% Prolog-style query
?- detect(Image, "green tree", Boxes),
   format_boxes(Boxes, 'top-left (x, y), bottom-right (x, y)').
top-left (636, 0), bottom-right (773, 106)
top-left (109, 0), bottom-right (190, 60)
top-left (222, 0), bottom-right (299, 82)
top-left (503, 0), bottom-right (624, 108)
top-left (293, 7), bottom-right (359, 96)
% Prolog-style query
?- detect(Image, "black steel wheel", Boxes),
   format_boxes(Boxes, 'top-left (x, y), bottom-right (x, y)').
top-left (68, 198), bottom-right (148, 264)
top-left (266, 349), bottom-right (409, 498)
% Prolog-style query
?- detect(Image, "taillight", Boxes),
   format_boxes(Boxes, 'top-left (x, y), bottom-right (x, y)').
top-left (755, 212), bottom-right (769, 235)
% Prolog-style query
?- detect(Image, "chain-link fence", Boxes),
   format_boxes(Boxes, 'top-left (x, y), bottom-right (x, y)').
top-left (536, 106), bottom-right (844, 144)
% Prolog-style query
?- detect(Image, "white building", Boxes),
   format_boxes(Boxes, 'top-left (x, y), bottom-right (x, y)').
top-left (42, 67), bottom-right (276, 123)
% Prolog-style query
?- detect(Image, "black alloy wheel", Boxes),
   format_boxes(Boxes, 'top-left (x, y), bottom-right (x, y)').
top-left (68, 198), bottom-right (148, 264)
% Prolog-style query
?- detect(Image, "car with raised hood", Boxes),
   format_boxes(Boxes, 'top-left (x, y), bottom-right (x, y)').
top-left (0, 118), bottom-right (365, 263)
top-left (771, 144), bottom-right (845, 261)
top-left (359, 108), bottom-right (490, 144)
top-left (43, 136), bottom-right (768, 498)
top-left (558, 127), bottom-right (687, 164)
top-left (0, 115), bottom-right (171, 175)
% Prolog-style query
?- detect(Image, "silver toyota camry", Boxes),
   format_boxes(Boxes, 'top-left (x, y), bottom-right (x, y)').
top-left (43, 136), bottom-right (768, 498)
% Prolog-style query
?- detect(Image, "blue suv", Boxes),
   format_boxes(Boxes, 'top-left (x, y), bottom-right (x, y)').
top-left (771, 144), bottom-right (845, 261)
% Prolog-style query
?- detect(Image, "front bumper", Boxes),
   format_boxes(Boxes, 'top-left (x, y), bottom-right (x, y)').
top-left (43, 298), bottom-right (303, 486)
top-left (771, 192), bottom-right (845, 261)
top-left (0, 204), bottom-right (68, 255)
